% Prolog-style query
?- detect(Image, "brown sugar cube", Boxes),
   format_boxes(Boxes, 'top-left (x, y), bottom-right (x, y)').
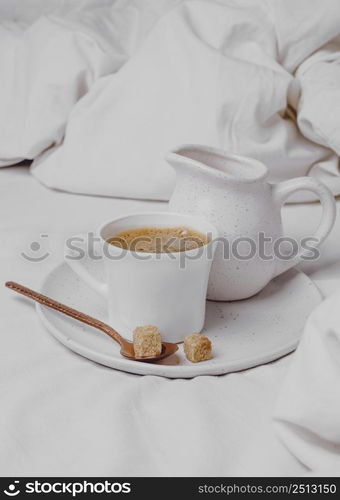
top-left (184, 333), bottom-right (212, 363)
top-left (133, 325), bottom-right (162, 357)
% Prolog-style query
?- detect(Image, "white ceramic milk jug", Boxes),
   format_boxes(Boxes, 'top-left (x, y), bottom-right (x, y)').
top-left (167, 145), bottom-right (336, 301)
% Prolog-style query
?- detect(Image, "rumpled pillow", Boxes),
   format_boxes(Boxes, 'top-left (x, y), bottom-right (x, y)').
top-left (31, 0), bottom-right (340, 200)
top-left (0, 0), bottom-right (180, 166)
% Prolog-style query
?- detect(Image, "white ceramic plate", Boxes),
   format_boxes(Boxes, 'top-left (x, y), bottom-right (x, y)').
top-left (36, 262), bottom-right (322, 378)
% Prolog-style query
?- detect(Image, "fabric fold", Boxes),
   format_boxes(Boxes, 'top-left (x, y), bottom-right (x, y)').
top-left (1, 0), bottom-right (340, 201)
top-left (274, 287), bottom-right (340, 475)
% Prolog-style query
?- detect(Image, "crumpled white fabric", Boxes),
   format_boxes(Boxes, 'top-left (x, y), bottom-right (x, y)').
top-left (1, 0), bottom-right (340, 200)
top-left (0, 0), bottom-right (180, 166)
top-left (274, 288), bottom-right (340, 476)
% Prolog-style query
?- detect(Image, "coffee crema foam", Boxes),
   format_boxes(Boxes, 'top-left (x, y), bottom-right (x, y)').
top-left (107, 226), bottom-right (209, 253)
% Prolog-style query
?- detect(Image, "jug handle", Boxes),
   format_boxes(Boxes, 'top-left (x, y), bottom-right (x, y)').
top-left (272, 177), bottom-right (336, 278)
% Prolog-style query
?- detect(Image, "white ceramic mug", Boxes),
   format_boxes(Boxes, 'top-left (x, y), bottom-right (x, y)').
top-left (64, 212), bottom-right (218, 342)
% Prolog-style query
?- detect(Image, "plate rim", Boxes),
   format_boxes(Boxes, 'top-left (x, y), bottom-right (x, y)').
top-left (36, 263), bottom-right (323, 378)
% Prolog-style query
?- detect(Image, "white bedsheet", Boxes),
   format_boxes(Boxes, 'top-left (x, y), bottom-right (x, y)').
top-left (1, 165), bottom-right (340, 476)
top-left (1, 0), bottom-right (340, 201)
top-left (275, 289), bottom-right (340, 476)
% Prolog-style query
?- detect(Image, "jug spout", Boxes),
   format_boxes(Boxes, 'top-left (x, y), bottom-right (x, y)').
top-left (166, 146), bottom-right (203, 176)
top-left (167, 144), bottom-right (268, 183)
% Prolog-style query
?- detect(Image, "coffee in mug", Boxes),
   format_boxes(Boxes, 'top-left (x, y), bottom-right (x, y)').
top-left (107, 226), bottom-right (208, 253)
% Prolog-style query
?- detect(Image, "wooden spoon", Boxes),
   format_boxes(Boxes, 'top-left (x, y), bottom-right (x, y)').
top-left (5, 281), bottom-right (178, 362)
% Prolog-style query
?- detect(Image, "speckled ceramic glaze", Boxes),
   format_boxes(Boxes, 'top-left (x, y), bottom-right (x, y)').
top-left (167, 144), bottom-right (336, 300)
top-left (37, 261), bottom-right (322, 378)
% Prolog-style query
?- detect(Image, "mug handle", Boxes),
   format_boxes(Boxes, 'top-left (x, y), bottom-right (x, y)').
top-left (272, 177), bottom-right (336, 278)
top-left (64, 233), bottom-right (108, 297)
